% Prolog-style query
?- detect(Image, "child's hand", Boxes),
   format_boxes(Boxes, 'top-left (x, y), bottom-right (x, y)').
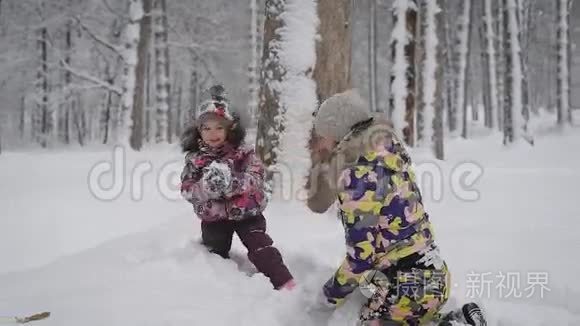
top-left (202, 161), bottom-right (232, 197)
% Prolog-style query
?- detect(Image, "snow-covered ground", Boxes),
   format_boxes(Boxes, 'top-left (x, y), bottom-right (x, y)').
top-left (1, 125), bottom-right (580, 325)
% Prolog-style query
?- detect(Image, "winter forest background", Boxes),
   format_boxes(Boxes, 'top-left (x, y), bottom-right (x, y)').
top-left (2, 2), bottom-right (580, 324)
top-left (0, 0), bottom-right (578, 161)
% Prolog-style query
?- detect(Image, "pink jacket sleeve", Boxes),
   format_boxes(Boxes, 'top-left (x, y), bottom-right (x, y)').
top-left (223, 148), bottom-right (268, 218)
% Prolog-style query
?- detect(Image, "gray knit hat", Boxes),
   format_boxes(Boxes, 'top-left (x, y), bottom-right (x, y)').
top-left (313, 89), bottom-right (371, 140)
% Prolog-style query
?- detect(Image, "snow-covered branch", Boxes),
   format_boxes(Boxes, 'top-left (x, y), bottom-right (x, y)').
top-left (45, 35), bottom-right (122, 96)
top-left (74, 16), bottom-right (125, 61)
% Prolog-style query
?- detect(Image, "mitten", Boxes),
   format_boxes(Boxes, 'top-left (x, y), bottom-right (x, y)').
top-left (202, 161), bottom-right (232, 197)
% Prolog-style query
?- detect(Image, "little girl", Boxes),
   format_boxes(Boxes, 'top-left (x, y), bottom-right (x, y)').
top-left (180, 85), bottom-right (295, 290)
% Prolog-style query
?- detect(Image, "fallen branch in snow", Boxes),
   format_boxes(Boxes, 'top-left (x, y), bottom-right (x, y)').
top-left (0, 312), bottom-right (50, 324)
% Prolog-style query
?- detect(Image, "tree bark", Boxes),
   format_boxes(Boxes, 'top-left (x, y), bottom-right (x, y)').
top-left (38, 26), bottom-right (49, 148)
top-left (454, 0), bottom-right (472, 139)
top-left (256, 0), bottom-right (285, 180)
top-left (495, 0), bottom-right (506, 130)
top-left (248, 0), bottom-right (264, 124)
top-left (130, 0), bottom-right (153, 150)
top-left (390, 0), bottom-right (417, 146)
top-left (312, 0), bottom-right (352, 103)
top-left (153, 0), bottom-right (171, 143)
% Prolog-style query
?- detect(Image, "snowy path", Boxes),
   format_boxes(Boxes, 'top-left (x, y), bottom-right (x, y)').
top-left (1, 130), bottom-right (580, 325)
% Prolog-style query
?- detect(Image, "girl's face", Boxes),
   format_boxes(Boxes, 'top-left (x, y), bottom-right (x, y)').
top-left (200, 119), bottom-right (228, 148)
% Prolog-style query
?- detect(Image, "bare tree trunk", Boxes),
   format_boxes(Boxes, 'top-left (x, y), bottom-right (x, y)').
top-left (248, 0), bottom-right (264, 124)
top-left (454, 0), bottom-right (471, 139)
top-left (368, 0), bottom-right (378, 112)
top-left (416, 0), bottom-right (426, 143)
top-left (103, 88), bottom-right (113, 144)
top-left (503, 0), bottom-right (526, 144)
top-left (443, 9), bottom-right (455, 133)
top-left (63, 16), bottom-right (72, 144)
top-left (144, 52), bottom-right (151, 142)
top-left (153, 0), bottom-right (170, 143)
top-left (256, 0), bottom-right (285, 180)
top-left (312, 0), bottom-right (352, 102)
top-left (38, 26), bottom-right (49, 148)
top-left (419, 0), bottom-right (444, 159)
top-left (189, 69), bottom-right (199, 123)
top-left (73, 95), bottom-right (85, 146)
top-left (479, 9), bottom-right (491, 127)
top-left (117, 0), bottom-right (143, 147)
top-left (483, 0), bottom-right (498, 129)
top-left (175, 73), bottom-right (183, 137)
top-left (20, 95), bottom-right (26, 140)
top-left (566, 0), bottom-right (573, 124)
top-left (129, 0), bottom-right (152, 150)
top-left (390, 0), bottom-right (417, 146)
top-left (495, 0), bottom-right (506, 130)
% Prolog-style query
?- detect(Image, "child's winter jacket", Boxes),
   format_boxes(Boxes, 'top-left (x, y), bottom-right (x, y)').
top-left (181, 143), bottom-right (268, 222)
top-left (306, 118), bottom-right (442, 306)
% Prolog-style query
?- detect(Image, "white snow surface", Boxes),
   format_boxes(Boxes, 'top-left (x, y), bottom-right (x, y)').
top-left (1, 123), bottom-right (580, 325)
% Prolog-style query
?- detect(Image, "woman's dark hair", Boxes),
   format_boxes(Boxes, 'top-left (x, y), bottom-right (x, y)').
top-left (180, 113), bottom-right (246, 153)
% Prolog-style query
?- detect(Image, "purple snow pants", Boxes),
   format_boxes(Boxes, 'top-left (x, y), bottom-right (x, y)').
top-left (201, 214), bottom-right (293, 289)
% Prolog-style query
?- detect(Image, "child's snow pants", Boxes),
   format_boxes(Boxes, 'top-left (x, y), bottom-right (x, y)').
top-left (201, 214), bottom-right (293, 289)
top-left (359, 252), bottom-right (450, 325)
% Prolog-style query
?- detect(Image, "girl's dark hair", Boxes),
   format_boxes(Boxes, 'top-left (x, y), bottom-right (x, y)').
top-left (180, 113), bottom-right (246, 153)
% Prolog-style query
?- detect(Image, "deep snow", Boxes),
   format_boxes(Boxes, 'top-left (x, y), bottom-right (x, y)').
top-left (1, 123), bottom-right (580, 325)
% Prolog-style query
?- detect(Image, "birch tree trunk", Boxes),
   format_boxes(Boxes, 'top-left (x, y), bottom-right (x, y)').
top-left (153, 0), bottom-right (170, 143)
top-left (483, 0), bottom-right (498, 129)
top-left (248, 0), bottom-right (264, 123)
top-left (495, 0), bottom-right (506, 130)
top-left (503, 0), bottom-right (527, 144)
top-left (117, 0), bottom-right (143, 147)
top-left (557, 0), bottom-right (572, 125)
top-left (390, 0), bottom-right (417, 146)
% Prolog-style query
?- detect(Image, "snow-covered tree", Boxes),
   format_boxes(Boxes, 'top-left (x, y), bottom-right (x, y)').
top-left (256, 0), bottom-right (286, 181)
top-left (482, 0), bottom-right (498, 129)
top-left (417, 0), bottom-right (443, 159)
top-left (390, 0), bottom-right (417, 146)
top-left (256, 0), bottom-right (318, 195)
top-left (248, 0), bottom-right (264, 124)
top-left (503, 0), bottom-right (529, 144)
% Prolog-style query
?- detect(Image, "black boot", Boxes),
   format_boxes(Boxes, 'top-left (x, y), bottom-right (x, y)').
top-left (438, 302), bottom-right (487, 326)
top-left (462, 302), bottom-right (487, 326)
